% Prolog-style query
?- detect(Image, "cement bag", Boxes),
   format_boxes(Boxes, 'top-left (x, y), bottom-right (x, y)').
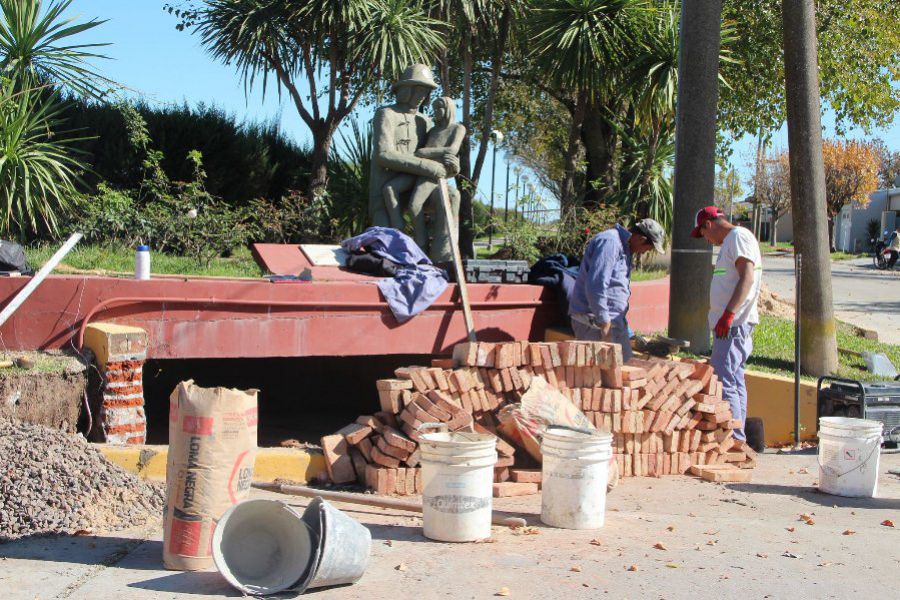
top-left (497, 375), bottom-right (594, 462)
top-left (164, 380), bottom-right (258, 570)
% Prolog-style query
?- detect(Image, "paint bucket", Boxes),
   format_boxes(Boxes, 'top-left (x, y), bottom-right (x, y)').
top-left (213, 497), bottom-right (371, 596)
top-left (212, 499), bottom-right (315, 596)
top-left (418, 425), bottom-right (497, 542)
top-left (818, 417), bottom-right (883, 498)
top-left (540, 425), bottom-right (613, 529)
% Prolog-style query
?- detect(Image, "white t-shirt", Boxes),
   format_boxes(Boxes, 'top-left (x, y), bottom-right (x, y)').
top-left (708, 227), bottom-right (762, 329)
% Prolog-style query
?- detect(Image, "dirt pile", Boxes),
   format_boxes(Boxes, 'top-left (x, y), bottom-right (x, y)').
top-left (0, 419), bottom-right (164, 542)
top-left (757, 283), bottom-right (794, 318)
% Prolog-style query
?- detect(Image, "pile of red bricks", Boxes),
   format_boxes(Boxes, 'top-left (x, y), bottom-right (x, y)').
top-left (320, 340), bottom-right (756, 495)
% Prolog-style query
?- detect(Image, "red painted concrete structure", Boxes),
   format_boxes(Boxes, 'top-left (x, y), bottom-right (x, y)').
top-left (0, 245), bottom-right (669, 359)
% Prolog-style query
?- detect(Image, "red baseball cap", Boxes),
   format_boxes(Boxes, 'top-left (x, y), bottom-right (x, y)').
top-left (690, 206), bottom-right (725, 238)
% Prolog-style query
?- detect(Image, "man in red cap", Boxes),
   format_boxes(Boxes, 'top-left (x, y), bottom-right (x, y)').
top-left (691, 206), bottom-right (762, 442)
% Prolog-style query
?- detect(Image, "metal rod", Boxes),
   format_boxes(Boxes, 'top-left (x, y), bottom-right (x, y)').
top-left (253, 482), bottom-right (528, 528)
top-left (794, 252), bottom-right (802, 447)
top-left (0, 232), bottom-right (82, 329)
top-left (504, 156), bottom-right (510, 225)
top-left (489, 143), bottom-right (497, 250)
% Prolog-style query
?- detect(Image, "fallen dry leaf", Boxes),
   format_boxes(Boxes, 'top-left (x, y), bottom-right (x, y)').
top-left (496, 587), bottom-right (511, 597)
top-left (626, 565), bottom-right (638, 572)
top-left (881, 520), bottom-right (895, 528)
top-left (589, 539), bottom-right (602, 546)
top-left (395, 563), bottom-right (408, 572)
top-left (570, 566), bottom-right (582, 573)
top-left (798, 467), bottom-right (809, 474)
top-left (666, 525), bottom-right (675, 532)
top-left (704, 529), bottom-right (719, 535)
top-left (842, 530), bottom-right (856, 536)
top-left (653, 542), bottom-right (668, 551)
top-left (688, 512), bottom-right (697, 517)
top-left (384, 540), bottom-right (393, 547)
top-left (756, 553), bottom-right (768, 558)
top-left (706, 540), bottom-right (718, 546)
top-left (782, 551), bottom-right (802, 559)
top-left (786, 527), bottom-right (796, 533)
top-left (818, 562), bottom-right (834, 567)
top-left (665, 563), bottom-right (679, 569)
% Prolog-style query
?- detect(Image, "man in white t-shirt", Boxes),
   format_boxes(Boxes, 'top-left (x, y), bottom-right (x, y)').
top-left (690, 206), bottom-right (762, 442)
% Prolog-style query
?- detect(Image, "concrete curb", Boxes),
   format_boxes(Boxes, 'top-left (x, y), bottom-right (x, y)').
top-left (745, 370), bottom-right (818, 447)
top-left (98, 444), bottom-right (327, 484)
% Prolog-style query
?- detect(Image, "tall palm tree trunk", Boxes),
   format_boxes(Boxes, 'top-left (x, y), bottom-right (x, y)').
top-left (782, 0), bottom-right (838, 375)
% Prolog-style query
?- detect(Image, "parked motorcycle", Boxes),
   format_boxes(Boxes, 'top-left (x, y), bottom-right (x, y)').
top-left (871, 230), bottom-right (897, 270)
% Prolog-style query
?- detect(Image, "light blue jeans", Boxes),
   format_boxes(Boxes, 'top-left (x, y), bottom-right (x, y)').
top-left (572, 316), bottom-right (634, 363)
top-left (710, 324), bottom-right (754, 441)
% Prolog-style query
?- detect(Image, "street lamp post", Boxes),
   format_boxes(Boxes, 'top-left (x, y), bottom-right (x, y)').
top-left (488, 129), bottom-right (504, 250)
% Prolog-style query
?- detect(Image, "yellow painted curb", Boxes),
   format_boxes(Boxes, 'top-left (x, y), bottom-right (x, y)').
top-left (98, 444), bottom-right (326, 484)
top-left (745, 370), bottom-right (818, 447)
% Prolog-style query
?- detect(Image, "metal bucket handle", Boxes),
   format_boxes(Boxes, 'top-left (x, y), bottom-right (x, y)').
top-left (817, 436), bottom-right (883, 479)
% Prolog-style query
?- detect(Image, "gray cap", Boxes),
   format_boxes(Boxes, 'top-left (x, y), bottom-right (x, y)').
top-left (634, 218), bottom-right (666, 253)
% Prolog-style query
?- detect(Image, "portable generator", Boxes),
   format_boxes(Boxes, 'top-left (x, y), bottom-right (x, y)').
top-left (817, 377), bottom-right (900, 446)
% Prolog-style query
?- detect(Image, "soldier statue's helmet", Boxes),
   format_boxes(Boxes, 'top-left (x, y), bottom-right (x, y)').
top-left (392, 64), bottom-right (438, 93)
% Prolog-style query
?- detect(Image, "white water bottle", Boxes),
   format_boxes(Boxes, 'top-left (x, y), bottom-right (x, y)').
top-left (135, 245), bottom-right (151, 280)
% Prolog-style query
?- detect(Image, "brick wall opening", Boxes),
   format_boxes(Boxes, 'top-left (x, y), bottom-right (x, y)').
top-left (141, 355), bottom-right (434, 446)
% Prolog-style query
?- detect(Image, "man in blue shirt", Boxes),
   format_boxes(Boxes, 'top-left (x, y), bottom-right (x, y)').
top-left (569, 219), bottom-right (666, 362)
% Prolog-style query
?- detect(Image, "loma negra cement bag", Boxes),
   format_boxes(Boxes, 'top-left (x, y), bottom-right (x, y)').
top-left (163, 380), bottom-right (258, 570)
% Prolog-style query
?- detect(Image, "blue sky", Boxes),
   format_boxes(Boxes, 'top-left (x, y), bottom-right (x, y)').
top-left (73, 1), bottom-right (899, 210)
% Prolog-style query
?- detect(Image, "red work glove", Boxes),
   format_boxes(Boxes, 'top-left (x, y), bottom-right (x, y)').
top-left (714, 310), bottom-right (735, 339)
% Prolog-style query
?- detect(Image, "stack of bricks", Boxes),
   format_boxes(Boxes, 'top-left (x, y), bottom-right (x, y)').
top-left (320, 414), bottom-right (425, 496)
top-left (320, 340), bottom-right (756, 494)
top-left (82, 323), bottom-right (149, 444)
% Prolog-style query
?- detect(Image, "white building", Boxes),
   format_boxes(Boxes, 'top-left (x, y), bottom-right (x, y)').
top-left (757, 183), bottom-right (900, 249)
top-left (834, 186), bottom-right (900, 252)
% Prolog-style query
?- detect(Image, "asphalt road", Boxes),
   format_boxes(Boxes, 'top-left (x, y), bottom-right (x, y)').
top-left (762, 254), bottom-right (899, 345)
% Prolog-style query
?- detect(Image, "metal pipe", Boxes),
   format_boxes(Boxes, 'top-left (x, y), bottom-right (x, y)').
top-left (794, 252), bottom-right (802, 448)
top-left (0, 232), bottom-right (82, 328)
top-left (75, 294), bottom-right (546, 349)
top-left (489, 141), bottom-right (497, 249)
top-left (253, 481), bottom-right (528, 529)
top-left (504, 156), bottom-right (510, 225)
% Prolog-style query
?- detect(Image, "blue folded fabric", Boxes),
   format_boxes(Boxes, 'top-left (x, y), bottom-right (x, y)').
top-left (342, 227), bottom-right (448, 323)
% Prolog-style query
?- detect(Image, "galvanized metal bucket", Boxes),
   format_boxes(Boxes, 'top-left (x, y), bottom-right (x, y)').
top-left (212, 497), bottom-right (371, 596)
top-left (296, 497), bottom-right (372, 591)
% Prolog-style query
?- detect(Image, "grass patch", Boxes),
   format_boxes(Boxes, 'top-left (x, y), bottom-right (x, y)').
top-left (760, 242), bottom-right (865, 261)
top-left (26, 244), bottom-right (264, 278)
top-left (632, 268), bottom-right (668, 282)
top-left (681, 314), bottom-right (900, 382)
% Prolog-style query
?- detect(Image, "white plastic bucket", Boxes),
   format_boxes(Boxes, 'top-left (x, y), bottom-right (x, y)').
top-left (212, 499), bottom-right (316, 596)
top-left (818, 417), bottom-right (883, 498)
top-left (418, 427), bottom-right (497, 542)
top-left (540, 426), bottom-right (613, 529)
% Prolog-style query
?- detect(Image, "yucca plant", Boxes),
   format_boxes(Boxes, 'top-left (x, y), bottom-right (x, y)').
top-left (0, 0), bottom-right (113, 98)
top-left (0, 81), bottom-right (87, 238)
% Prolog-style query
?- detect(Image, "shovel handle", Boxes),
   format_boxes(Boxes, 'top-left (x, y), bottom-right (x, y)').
top-left (253, 482), bottom-right (527, 529)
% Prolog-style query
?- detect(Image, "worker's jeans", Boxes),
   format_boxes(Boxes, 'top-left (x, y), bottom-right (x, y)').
top-left (572, 316), bottom-right (633, 363)
top-left (710, 324), bottom-right (754, 441)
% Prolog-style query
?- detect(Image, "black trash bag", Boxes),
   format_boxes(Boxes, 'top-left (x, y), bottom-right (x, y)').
top-left (0, 241), bottom-right (32, 275)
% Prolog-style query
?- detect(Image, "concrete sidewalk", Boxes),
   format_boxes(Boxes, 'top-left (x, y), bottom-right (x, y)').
top-left (2, 452), bottom-right (898, 599)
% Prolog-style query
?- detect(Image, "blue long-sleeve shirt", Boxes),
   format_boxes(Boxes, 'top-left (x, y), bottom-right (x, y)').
top-left (568, 224), bottom-right (633, 324)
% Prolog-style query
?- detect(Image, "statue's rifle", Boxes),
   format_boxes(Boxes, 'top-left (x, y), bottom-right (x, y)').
top-left (437, 178), bottom-right (477, 342)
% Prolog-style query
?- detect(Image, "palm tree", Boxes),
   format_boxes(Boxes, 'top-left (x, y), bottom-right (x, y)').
top-left (189, 0), bottom-right (445, 198)
top-left (0, 0), bottom-right (109, 238)
top-left (0, 0), bottom-right (113, 98)
top-left (0, 83), bottom-right (87, 238)
top-left (525, 0), bottom-right (649, 208)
